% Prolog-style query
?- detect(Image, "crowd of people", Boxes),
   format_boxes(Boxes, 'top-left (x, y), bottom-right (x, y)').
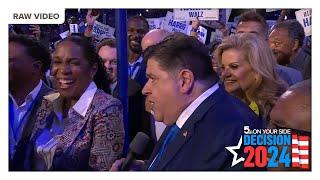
top-left (9, 9), bottom-right (311, 171)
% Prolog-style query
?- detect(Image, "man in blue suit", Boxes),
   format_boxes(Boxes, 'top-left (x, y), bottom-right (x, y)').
top-left (111, 34), bottom-right (262, 171)
top-left (9, 34), bottom-right (52, 170)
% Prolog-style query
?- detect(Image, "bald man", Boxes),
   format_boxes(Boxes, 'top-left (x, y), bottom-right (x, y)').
top-left (269, 80), bottom-right (311, 171)
top-left (270, 80), bottom-right (311, 132)
top-left (141, 29), bottom-right (171, 51)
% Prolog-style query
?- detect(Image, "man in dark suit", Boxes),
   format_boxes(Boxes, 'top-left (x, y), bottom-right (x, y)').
top-left (269, 19), bottom-right (311, 80)
top-left (9, 34), bottom-right (52, 170)
top-left (111, 34), bottom-right (262, 171)
top-left (236, 10), bottom-right (303, 85)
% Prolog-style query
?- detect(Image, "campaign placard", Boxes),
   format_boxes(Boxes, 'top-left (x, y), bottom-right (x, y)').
top-left (295, 9), bottom-right (312, 36)
top-left (147, 17), bottom-right (164, 30)
top-left (173, 8), bottom-right (219, 21)
top-left (162, 11), bottom-right (189, 35)
top-left (59, 30), bottom-right (69, 39)
top-left (92, 20), bottom-right (115, 40)
top-left (188, 25), bottom-right (207, 44)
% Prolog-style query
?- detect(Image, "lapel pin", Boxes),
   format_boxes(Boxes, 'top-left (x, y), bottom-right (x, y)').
top-left (183, 131), bottom-right (188, 137)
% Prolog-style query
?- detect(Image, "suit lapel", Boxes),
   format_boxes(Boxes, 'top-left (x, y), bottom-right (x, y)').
top-left (57, 94), bottom-right (96, 153)
top-left (155, 125), bottom-right (194, 170)
top-left (155, 87), bottom-right (226, 170)
top-left (20, 83), bottom-right (52, 141)
top-left (147, 126), bottom-right (170, 167)
top-left (30, 103), bottom-right (55, 142)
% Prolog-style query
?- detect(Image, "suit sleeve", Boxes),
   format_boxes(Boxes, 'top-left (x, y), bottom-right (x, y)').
top-left (89, 99), bottom-right (125, 170)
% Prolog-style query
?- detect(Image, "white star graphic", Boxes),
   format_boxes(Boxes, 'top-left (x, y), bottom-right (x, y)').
top-left (225, 136), bottom-right (245, 167)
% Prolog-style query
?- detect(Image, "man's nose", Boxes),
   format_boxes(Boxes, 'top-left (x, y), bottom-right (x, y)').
top-left (142, 80), bottom-right (151, 96)
top-left (104, 61), bottom-right (112, 69)
top-left (268, 41), bottom-right (276, 50)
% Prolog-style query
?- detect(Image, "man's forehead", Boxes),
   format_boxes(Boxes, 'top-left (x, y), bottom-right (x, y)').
top-left (270, 28), bottom-right (289, 37)
top-left (128, 19), bottom-right (148, 28)
top-left (146, 58), bottom-right (166, 73)
top-left (146, 58), bottom-right (159, 69)
top-left (128, 18), bottom-right (143, 25)
top-left (237, 21), bottom-right (263, 31)
top-left (238, 21), bottom-right (262, 27)
top-left (100, 45), bottom-right (116, 52)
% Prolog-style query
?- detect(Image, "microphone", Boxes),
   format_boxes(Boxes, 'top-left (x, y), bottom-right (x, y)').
top-left (120, 132), bottom-right (150, 171)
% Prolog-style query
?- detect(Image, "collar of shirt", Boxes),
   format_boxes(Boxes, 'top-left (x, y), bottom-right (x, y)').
top-left (175, 83), bottom-right (219, 129)
top-left (129, 56), bottom-right (143, 67)
top-left (110, 81), bottom-right (118, 95)
top-left (44, 82), bottom-right (97, 118)
top-left (9, 80), bottom-right (43, 108)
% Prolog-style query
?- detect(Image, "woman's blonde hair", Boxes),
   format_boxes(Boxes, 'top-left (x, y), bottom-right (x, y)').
top-left (215, 33), bottom-right (287, 120)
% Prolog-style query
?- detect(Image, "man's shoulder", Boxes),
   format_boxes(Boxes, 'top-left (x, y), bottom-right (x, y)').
top-left (276, 64), bottom-right (301, 75)
top-left (200, 88), bottom-right (260, 126)
top-left (39, 82), bottom-right (53, 94)
top-left (92, 89), bottom-right (123, 109)
top-left (276, 64), bottom-right (303, 84)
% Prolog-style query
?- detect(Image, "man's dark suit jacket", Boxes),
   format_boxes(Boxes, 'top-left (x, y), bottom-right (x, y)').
top-left (146, 86), bottom-right (263, 171)
top-left (9, 82), bottom-right (52, 171)
top-left (113, 79), bottom-right (154, 159)
top-left (132, 60), bottom-right (148, 88)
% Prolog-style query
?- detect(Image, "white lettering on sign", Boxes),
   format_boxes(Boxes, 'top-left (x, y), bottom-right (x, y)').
top-left (173, 9), bottom-right (219, 21)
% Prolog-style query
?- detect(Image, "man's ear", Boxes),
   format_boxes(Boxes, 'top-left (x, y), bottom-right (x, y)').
top-left (292, 39), bottom-right (300, 52)
top-left (32, 60), bottom-right (43, 73)
top-left (178, 69), bottom-right (194, 94)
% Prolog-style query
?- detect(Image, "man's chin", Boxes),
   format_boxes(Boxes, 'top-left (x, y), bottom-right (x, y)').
top-left (277, 58), bottom-right (290, 65)
top-left (129, 45), bottom-right (142, 54)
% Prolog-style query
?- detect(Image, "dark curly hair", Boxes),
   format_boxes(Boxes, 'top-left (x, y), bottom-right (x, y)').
top-left (9, 34), bottom-right (51, 74)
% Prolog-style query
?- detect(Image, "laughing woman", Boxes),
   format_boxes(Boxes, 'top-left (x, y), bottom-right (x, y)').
top-left (26, 36), bottom-right (124, 171)
top-left (215, 33), bottom-right (287, 126)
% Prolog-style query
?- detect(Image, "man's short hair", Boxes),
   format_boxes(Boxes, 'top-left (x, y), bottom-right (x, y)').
top-left (96, 38), bottom-right (116, 53)
top-left (9, 34), bottom-right (51, 74)
top-left (237, 10), bottom-right (269, 39)
top-left (272, 19), bottom-right (306, 47)
top-left (143, 34), bottom-right (217, 83)
top-left (128, 15), bottom-right (150, 32)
